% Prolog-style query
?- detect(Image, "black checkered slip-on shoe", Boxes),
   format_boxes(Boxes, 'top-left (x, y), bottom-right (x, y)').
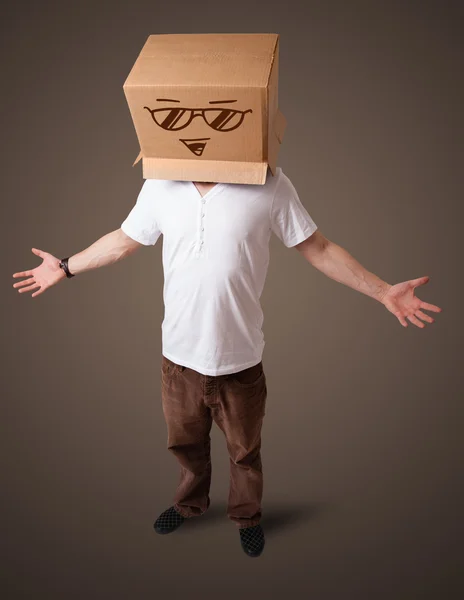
top-left (239, 524), bottom-right (265, 557)
top-left (154, 506), bottom-right (185, 535)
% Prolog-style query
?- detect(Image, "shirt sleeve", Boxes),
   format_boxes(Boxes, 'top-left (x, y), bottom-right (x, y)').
top-left (120, 180), bottom-right (162, 246)
top-left (270, 171), bottom-right (318, 247)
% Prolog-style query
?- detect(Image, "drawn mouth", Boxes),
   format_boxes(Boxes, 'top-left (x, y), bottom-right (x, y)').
top-left (180, 138), bottom-right (210, 156)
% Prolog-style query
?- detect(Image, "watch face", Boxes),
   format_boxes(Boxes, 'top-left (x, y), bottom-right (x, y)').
top-left (59, 259), bottom-right (70, 276)
top-left (60, 259), bottom-right (74, 277)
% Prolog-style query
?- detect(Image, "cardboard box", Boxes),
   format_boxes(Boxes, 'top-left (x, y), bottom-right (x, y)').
top-left (123, 33), bottom-right (286, 185)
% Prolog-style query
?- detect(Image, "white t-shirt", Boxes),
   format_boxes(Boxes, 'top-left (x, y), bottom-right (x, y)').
top-left (120, 167), bottom-right (318, 376)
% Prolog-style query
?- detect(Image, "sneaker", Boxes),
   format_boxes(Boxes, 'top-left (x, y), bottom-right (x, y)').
top-left (239, 524), bottom-right (265, 557)
top-left (154, 506), bottom-right (185, 535)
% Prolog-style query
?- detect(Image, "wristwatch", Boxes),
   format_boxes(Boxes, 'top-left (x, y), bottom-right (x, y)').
top-left (59, 257), bottom-right (75, 278)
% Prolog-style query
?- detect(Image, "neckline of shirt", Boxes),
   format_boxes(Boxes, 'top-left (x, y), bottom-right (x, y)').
top-left (189, 181), bottom-right (226, 202)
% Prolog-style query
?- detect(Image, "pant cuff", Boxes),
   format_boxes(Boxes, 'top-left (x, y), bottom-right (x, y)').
top-left (174, 503), bottom-right (208, 518)
top-left (235, 519), bottom-right (261, 529)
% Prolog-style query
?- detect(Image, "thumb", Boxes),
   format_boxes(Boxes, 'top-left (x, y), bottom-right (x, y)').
top-left (31, 247), bottom-right (45, 258)
top-left (410, 275), bottom-right (430, 288)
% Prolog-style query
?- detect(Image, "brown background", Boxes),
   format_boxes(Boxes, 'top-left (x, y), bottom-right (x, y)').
top-left (2, 1), bottom-right (463, 599)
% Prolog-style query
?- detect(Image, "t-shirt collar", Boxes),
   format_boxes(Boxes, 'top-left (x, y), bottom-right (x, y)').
top-left (189, 181), bottom-right (226, 202)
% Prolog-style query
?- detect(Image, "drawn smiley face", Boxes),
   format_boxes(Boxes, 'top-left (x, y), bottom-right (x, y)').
top-left (143, 99), bottom-right (253, 156)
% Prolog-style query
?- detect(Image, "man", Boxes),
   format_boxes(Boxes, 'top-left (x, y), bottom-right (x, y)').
top-left (12, 168), bottom-right (441, 558)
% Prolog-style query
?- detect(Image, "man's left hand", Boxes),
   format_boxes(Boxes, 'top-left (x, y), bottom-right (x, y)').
top-left (379, 276), bottom-right (442, 328)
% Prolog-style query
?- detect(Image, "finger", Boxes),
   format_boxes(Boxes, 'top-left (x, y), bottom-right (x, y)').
top-left (31, 288), bottom-right (45, 298)
top-left (420, 301), bottom-right (442, 313)
top-left (410, 276), bottom-right (430, 288)
top-left (397, 315), bottom-right (408, 327)
top-left (18, 283), bottom-right (41, 293)
top-left (13, 270), bottom-right (33, 278)
top-left (415, 309), bottom-right (434, 324)
top-left (13, 277), bottom-right (35, 289)
top-left (32, 248), bottom-right (45, 258)
top-left (407, 314), bottom-right (425, 328)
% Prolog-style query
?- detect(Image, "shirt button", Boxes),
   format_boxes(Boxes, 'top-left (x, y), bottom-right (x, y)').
top-left (202, 199), bottom-right (206, 204)
top-left (201, 227), bottom-right (204, 231)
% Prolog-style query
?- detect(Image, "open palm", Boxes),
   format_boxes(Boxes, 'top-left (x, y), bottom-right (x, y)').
top-left (12, 248), bottom-right (65, 298)
top-left (381, 276), bottom-right (442, 328)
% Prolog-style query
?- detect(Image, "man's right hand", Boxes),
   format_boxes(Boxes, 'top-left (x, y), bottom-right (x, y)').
top-left (12, 248), bottom-right (66, 298)
top-left (13, 229), bottom-right (144, 298)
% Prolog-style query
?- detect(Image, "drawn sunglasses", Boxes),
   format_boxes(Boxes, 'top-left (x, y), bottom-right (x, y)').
top-left (143, 105), bottom-right (253, 132)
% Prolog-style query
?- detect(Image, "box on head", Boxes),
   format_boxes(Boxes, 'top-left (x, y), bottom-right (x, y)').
top-left (123, 33), bottom-right (287, 185)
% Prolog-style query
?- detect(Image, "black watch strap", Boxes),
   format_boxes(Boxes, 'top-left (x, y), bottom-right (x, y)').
top-left (59, 257), bottom-right (75, 278)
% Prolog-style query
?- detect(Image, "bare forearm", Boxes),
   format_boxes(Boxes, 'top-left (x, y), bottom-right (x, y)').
top-left (306, 240), bottom-right (392, 302)
top-left (68, 228), bottom-right (140, 275)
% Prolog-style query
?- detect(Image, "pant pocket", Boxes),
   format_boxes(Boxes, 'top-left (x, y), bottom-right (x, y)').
top-left (229, 361), bottom-right (264, 388)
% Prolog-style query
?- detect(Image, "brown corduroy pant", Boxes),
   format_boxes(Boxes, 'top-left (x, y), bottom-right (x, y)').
top-left (160, 355), bottom-right (267, 528)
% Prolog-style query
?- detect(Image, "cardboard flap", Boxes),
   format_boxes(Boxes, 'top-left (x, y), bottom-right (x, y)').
top-left (274, 109), bottom-right (287, 144)
top-left (133, 150), bottom-right (143, 167)
top-left (268, 111), bottom-right (286, 176)
top-left (140, 157), bottom-right (268, 185)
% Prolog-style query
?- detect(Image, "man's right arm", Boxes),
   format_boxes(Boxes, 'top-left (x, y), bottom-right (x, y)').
top-left (12, 228), bottom-right (143, 298)
top-left (68, 228), bottom-right (142, 275)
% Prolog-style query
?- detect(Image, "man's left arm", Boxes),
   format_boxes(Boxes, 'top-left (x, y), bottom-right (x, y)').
top-left (294, 230), bottom-right (442, 328)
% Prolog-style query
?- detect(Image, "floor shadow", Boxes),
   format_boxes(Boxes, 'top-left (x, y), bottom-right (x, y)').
top-left (261, 501), bottom-right (332, 536)
top-left (177, 500), bottom-right (332, 534)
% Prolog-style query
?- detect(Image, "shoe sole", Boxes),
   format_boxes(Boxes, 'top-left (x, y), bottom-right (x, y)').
top-left (154, 522), bottom-right (184, 535)
top-left (154, 527), bottom-right (183, 534)
top-left (241, 545), bottom-right (264, 557)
